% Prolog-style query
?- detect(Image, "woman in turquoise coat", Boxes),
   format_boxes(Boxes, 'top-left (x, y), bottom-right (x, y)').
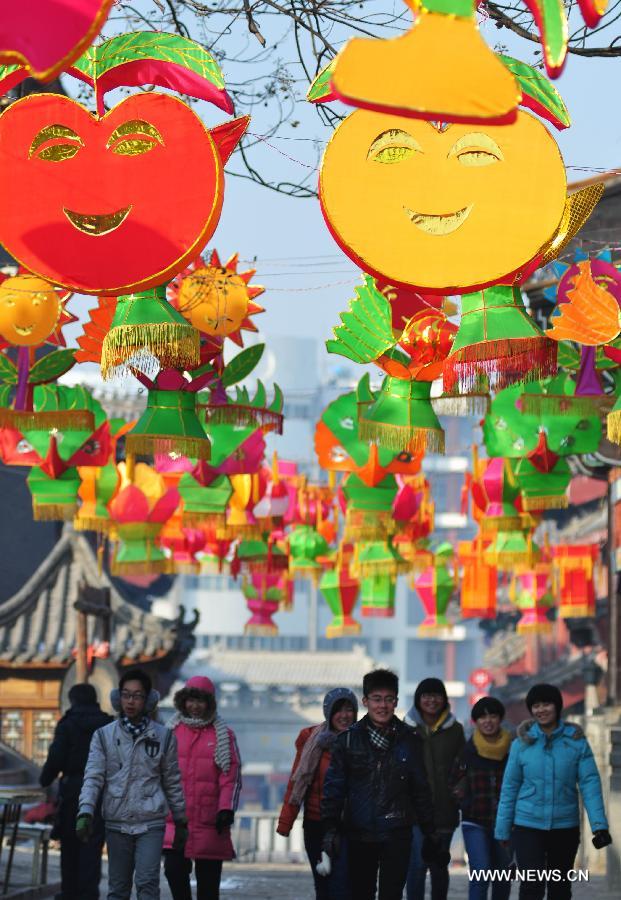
top-left (494, 683), bottom-right (611, 898)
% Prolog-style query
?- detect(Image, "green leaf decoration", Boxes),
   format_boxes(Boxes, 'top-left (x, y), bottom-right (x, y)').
top-left (0, 353), bottom-right (18, 385)
top-left (500, 55), bottom-right (570, 129)
top-left (222, 343), bottom-right (265, 387)
top-left (0, 384), bottom-right (12, 407)
top-left (269, 383), bottom-right (284, 414)
top-left (70, 32), bottom-right (230, 109)
top-left (307, 58), bottom-right (337, 104)
top-left (326, 275), bottom-right (396, 364)
top-left (556, 341), bottom-right (580, 370)
top-left (251, 381), bottom-right (266, 409)
top-left (28, 349), bottom-right (76, 385)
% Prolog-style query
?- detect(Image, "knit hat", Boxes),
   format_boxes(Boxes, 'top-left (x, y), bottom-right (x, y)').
top-left (323, 687), bottom-right (358, 722)
top-left (414, 677), bottom-right (448, 711)
top-left (525, 683), bottom-right (563, 716)
top-left (471, 696), bottom-right (505, 721)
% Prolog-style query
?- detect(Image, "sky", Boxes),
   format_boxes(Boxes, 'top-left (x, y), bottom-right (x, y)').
top-left (61, 4), bottom-right (621, 364)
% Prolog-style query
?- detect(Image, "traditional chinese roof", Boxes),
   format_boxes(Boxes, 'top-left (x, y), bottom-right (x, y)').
top-left (0, 527), bottom-right (197, 672)
top-left (189, 643), bottom-right (375, 689)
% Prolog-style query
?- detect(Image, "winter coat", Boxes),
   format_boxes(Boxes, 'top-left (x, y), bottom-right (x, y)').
top-left (278, 726), bottom-right (332, 833)
top-left (40, 703), bottom-right (113, 803)
top-left (448, 735), bottom-right (510, 830)
top-left (321, 715), bottom-right (436, 842)
top-left (494, 719), bottom-right (609, 840)
top-left (163, 719), bottom-right (242, 860)
top-left (404, 705), bottom-right (465, 830)
top-left (79, 718), bottom-right (186, 834)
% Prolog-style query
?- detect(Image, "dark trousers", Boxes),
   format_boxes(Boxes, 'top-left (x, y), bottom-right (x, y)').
top-left (163, 848), bottom-right (223, 900)
top-left (348, 834), bottom-right (412, 900)
top-left (57, 799), bottom-right (105, 900)
top-left (303, 820), bottom-right (350, 900)
top-left (407, 826), bottom-right (454, 900)
top-left (513, 826), bottom-right (581, 899)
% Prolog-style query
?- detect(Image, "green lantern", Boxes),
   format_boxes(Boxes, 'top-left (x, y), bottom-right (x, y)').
top-left (512, 457), bottom-right (571, 511)
top-left (360, 573), bottom-right (396, 618)
top-left (358, 376), bottom-right (444, 454)
top-left (28, 466), bottom-right (80, 521)
top-left (74, 462), bottom-right (119, 533)
top-left (179, 473), bottom-right (232, 526)
top-left (125, 389), bottom-right (211, 460)
top-left (288, 524), bottom-right (329, 575)
top-left (355, 539), bottom-right (409, 578)
top-left (112, 522), bottom-right (170, 576)
top-left (444, 285), bottom-right (556, 394)
top-left (101, 285), bottom-right (200, 379)
top-left (319, 565), bottom-right (361, 638)
top-left (342, 472), bottom-right (398, 540)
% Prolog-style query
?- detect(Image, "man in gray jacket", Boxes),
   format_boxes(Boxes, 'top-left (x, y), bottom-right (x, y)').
top-left (77, 669), bottom-right (187, 900)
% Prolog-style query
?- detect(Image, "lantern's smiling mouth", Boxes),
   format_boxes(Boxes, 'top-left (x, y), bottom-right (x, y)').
top-left (63, 205), bottom-right (132, 236)
top-left (404, 204), bottom-right (473, 236)
top-left (13, 324), bottom-right (34, 336)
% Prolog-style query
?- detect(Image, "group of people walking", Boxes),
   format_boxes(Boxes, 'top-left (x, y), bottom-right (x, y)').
top-left (39, 665), bottom-right (612, 900)
top-left (41, 669), bottom-right (240, 900)
top-left (278, 670), bottom-right (612, 900)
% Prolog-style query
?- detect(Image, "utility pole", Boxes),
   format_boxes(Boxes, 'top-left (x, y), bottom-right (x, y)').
top-left (308, 580), bottom-right (318, 653)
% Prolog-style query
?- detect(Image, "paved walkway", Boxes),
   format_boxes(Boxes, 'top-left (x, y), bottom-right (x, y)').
top-left (6, 849), bottom-right (618, 899)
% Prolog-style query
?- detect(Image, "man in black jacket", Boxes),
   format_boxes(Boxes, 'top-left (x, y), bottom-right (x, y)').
top-left (40, 683), bottom-right (112, 900)
top-left (321, 669), bottom-right (448, 900)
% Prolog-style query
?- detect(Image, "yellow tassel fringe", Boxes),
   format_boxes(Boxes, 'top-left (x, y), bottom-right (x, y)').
top-left (358, 421), bottom-right (445, 454)
top-left (521, 494), bottom-right (568, 511)
top-left (33, 502), bottom-right (77, 521)
top-left (0, 409), bottom-right (95, 431)
top-left (607, 409), bottom-right (621, 444)
top-left (101, 323), bottom-right (200, 380)
top-left (125, 434), bottom-right (211, 461)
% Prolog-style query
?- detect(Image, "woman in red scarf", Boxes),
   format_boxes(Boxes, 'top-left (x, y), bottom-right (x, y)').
top-left (277, 687), bottom-right (357, 899)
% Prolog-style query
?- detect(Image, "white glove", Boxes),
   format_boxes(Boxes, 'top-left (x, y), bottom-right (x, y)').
top-left (316, 851), bottom-right (332, 877)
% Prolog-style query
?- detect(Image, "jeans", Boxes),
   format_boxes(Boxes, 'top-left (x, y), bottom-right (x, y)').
top-left (163, 849), bottom-right (223, 900)
top-left (57, 797), bottom-right (105, 899)
top-left (512, 826), bottom-right (580, 899)
top-left (462, 821), bottom-right (512, 900)
top-left (348, 833), bottom-right (412, 900)
top-left (406, 826), bottom-right (454, 900)
top-left (303, 820), bottom-right (350, 900)
top-left (106, 827), bottom-right (165, 900)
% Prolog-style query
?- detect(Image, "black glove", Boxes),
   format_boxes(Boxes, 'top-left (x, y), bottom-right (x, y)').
top-left (592, 830), bottom-right (612, 850)
top-left (321, 828), bottom-right (341, 860)
top-left (215, 809), bottom-right (234, 834)
top-left (422, 834), bottom-right (451, 868)
top-left (172, 819), bottom-right (189, 851)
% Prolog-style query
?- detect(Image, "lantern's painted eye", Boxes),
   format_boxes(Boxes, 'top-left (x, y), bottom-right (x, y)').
top-left (107, 120), bottom-right (164, 156)
top-left (448, 132), bottom-right (503, 167)
top-left (368, 129), bottom-right (422, 164)
top-left (30, 124), bottom-right (83, 162)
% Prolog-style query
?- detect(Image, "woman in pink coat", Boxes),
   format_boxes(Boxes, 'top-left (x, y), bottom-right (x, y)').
top-left (163, 676), bottom-right (242, 900)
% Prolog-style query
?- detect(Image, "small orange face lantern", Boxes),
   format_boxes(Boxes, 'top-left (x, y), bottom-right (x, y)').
top-left (0, 274), bottom-right (63, 346)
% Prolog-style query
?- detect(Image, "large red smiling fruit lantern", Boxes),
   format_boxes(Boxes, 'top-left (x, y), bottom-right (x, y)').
top-left (0, 32), bottom-right (245, 297)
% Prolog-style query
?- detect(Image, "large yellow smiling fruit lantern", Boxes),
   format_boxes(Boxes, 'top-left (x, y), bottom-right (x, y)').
top-left (321, 111), bottom-right (566, 293)
top-left (315, 56), bottom-right (603, 394)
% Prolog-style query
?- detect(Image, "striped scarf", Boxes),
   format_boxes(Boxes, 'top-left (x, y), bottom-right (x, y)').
top-left (168, 711), bottom-right (232, 772)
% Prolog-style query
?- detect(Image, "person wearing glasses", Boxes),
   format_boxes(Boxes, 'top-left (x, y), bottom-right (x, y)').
top-left (77, 668), bottom-right (187, 900)
top-left (405, 677), bottom-right (465, 900)
top-left (321, 669), bottom-right (447, 900)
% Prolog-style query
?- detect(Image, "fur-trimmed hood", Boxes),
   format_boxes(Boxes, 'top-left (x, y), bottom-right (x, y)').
top-left (404, 705), bottom-right (457, 732)
top-left (516, 718), bottom-right (585, 745)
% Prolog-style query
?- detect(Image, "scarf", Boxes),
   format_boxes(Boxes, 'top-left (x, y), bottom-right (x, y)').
top-left (168, 711), bottom-right (232, 773)
top-left (366, 717), bottom-right (397, 752)
top-left (290, 723), bottom-right (338, 807)
top-left (473, 727), bottom-right (512, 761)
top-left (120, 715), bottom-right (149, 740)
